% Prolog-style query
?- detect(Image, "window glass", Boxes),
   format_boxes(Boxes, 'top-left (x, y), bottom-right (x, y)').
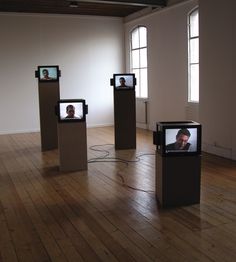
top-left (139, 27), bottom-right (147, 47)
top-left (190, 64), bottom-right (199, 102)
top-left (140, 69), bottom-right (148, 98)
top-left (190, 10), bottom-right (199, 38)
top-left (140, 48), bottom-right (147, 68)
top-left (190, 38), bottom-right (199, 64)
top-left (132, 28), bottom-right (139, 49)
top-left (132, 49), bottom-right (140, 69)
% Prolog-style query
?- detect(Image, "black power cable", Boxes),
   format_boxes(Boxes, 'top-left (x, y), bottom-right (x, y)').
top-left (88, 144), bottom-right (155, 193)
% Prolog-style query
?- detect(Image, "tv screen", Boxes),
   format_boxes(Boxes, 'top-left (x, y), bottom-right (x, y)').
top-left (155, 121), bottom-right (201, 156)
top-left (113, 74), bottom-right (135, 90)
top-left (57, 99), bottom-right (86, 122)
top-left (38, 65), bottom-right (59, 82)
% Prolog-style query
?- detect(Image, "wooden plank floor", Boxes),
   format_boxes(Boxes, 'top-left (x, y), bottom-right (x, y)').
top-left (0, 126), bottom-right (236, 262)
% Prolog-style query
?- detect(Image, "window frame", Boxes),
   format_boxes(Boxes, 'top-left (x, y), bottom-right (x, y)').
top-left (130, 25), bottom-right (148, 99)
top-left (188, 7), bottom-right (199, 103)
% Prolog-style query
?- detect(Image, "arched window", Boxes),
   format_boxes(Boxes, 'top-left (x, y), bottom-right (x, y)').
top-left (188, 8), bottom-right (199, 102)
top-left (130, 26), bottom-right (148, 98)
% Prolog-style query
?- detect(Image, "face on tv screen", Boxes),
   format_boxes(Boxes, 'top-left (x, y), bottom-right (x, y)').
top-left (59, 102), bottom-right (84, 121)
top-left (114, 74), bottom-right (134, 90)
top-left (165, 128), bottom-right (198, 153)
top-left (39, 66), bottom-right (58, 81)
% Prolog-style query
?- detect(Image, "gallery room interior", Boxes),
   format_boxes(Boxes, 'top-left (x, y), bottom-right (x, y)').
top-left (0, 0), bottom-right (236, 261)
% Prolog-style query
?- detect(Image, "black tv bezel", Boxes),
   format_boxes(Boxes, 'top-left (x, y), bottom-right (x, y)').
top-left (57, 99), bottom-right (86, 123)
top-left (37, 65), bottom-right (60, 82)
top-left (157, 121), bottom-right (202, 157)
top-left (113, 73), bottom-right (135, 91)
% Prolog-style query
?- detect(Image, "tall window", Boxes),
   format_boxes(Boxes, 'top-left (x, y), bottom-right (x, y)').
top-left (188, 8), bottom-right (199, 102)
top-left (130, 26), bottom-right (148, 98)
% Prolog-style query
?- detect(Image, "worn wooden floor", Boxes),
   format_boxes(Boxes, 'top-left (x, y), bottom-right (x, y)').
top-left (0, 126), bottom-right (236, 261)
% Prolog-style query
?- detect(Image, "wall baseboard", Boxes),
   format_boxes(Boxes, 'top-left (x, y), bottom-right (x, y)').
top-left (202, 143), bottom-right (233, 160)
top-left (87, 123), bottom-right (113, 128)
top-left (231, 150), bottom-right (236, 161)
top-left (0, 129), bottom-right (40, 135)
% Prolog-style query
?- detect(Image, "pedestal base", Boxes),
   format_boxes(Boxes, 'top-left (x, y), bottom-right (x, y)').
top-left (58, 122), bottom-right (87, 172)
top-left (114, 90), bottom-right (136, 150)
top-left (38, 82), bottom-right (60, 151)
top-left (156, 153), bottom-right (201, 207)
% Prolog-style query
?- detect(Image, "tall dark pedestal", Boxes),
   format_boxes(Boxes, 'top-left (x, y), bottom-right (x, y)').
top-left (114, 90), bottom-right (136, 150)
top-left (38, 82), bottom-right (60, 151)
top-left (156, 153), bottom-right (201, 208)
top-left (58, 122), bottom-right (87, 172)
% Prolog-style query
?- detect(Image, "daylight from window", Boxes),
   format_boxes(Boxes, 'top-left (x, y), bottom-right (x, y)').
top-left (188, 8), bottom-right (199, 102)
top-left (130, 26), bottom-right (148, 98)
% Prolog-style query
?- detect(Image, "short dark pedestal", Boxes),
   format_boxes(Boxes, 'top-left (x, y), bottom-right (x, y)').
top-left (156, 153), bottom-right (201, 208)
top-left (58, 121), bottom-right (87, 172)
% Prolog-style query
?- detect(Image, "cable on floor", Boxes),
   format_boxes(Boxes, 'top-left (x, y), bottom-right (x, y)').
top-left (88, 143), bottom-right (155, 194)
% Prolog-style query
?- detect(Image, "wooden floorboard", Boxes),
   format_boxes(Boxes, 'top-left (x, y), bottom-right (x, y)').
top-left (0, 126), bottom-right (236, 261)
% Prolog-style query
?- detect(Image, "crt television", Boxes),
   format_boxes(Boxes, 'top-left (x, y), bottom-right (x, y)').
top-left (112, 73), bottom-right (136, 90)
top-left (57, 99), bottom-right (88, 122)
top-left (153, 121), bottom-right (202, 156)
top-left (37, 65), bottom-right (60, 82)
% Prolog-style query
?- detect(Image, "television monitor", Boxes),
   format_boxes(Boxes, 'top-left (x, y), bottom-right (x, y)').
top-left (154, 121), bottom-right (201, 156)
top-left (113, 73), bottom-right (135, 90)
top-left (57, 99), bottom-right (87, 122)
top-left (37, 65), bottom-right (59, 82)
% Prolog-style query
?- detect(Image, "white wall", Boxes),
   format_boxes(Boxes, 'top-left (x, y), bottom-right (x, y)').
top-left (199, 0), bottom-right (236, 159)
top-left (124, 0), bottom-right (198, 131)
top-left (0, 13), bottom-right (124, 134)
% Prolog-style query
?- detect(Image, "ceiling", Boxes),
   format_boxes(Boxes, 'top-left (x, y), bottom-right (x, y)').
top-left (0, 0), bottom-right (167, 17)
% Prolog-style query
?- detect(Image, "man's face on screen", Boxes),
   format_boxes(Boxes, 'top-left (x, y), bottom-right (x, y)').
top-left (176, 134), bottom-right (189, 149)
